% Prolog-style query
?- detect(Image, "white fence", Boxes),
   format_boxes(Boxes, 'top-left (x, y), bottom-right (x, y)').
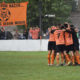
top-left (0, 39), bottom-right (80, 51)
top-left (0, 39), bottom-right (48, 51)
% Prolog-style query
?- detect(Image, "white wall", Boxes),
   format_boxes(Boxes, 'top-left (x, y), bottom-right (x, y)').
top-left (0, 39), bottom-right (80, 51)
top-left (0, 39), bottom-right (48, 51)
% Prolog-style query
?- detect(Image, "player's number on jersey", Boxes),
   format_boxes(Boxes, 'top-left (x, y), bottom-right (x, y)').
top-left (69, 34), bottom-right (71, 38)
top-left (58, 33), bottom-right (60, 39)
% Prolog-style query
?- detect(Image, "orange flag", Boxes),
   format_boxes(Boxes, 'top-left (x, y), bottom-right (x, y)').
top-left (0, 2), bottom-right (28, 26)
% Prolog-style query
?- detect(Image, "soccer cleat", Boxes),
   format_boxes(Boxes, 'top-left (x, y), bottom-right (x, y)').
top-left (48, 64), bottom-right (50, 66)
top-left (48, 64), bottom-right (54, 66)
top-left (77, 64), bottom-right (80, 66)
top-left (60, 63), bottom-right (64, 66)
top-left (64, 62), bottom-right (72, 66)
top-left (72, 64), bottom-right (75, 66)
top-left (56, 64), bottom-right (60, 67)
top-left (50, 64), bottom-right (55, 66)
top-left (67, 62), bottom-right (72, 66)
top-left (63, 64), bottom-right (68, 66)
top-left (75, 62), bottom-right (78, 66)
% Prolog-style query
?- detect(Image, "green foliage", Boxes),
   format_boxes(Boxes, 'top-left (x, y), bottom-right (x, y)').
top-left (27, 0), bottom-right (73, 31)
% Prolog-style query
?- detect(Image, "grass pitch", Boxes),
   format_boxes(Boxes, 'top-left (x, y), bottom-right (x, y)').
top-left (0, 51), bottom-right (80, 80)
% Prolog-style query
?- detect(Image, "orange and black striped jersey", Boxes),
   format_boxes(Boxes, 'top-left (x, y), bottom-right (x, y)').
top-left (49, 33), bottom-right (55, 42)
top-left (65, 30), bottom-right (73, 46)
top-left (54, 29), bottom-right (65, 45)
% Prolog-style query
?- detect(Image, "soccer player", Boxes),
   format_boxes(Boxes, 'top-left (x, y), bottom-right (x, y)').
top-left (54, 25), bottom-right (71, 66)
top-left (47, 26), bottom-right (56, 66)
top-left (64, 24), bottom-right (75, 65)
top-left (70, 25), bottom-right (80, 65)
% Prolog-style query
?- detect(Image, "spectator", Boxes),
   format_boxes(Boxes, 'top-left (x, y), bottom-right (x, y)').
top-left (6, 31), bottom-right (13, 39)
top-left (23, 30), bottom-right (28, 39)
top-left (31, 27), bottom-right (40, 39)
top-left (28, 27), bottom-right (33, 39)
top-left (0, 28), bottom-right (5, 39)
top-left (13, 30), bottom-right (20, 39)
top-left (46, 28), bottom-right (50, 39)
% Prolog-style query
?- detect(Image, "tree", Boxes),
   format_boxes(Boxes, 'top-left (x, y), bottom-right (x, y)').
top-left (27, 0), bottom-right (73, 32)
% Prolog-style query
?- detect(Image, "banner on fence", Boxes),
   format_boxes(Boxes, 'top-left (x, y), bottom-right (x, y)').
top-left (0, 2), bottom-right (28, 26)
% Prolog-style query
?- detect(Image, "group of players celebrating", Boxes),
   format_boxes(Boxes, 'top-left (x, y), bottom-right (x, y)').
top-left (48, 22), bottom-right (80, 66)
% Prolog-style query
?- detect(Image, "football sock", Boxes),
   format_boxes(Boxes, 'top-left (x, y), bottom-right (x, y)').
top-left (72, 56), bottom-right (75, 64)
top-left (75, 56), bottom-right (80, 64)
top-left (56, 55), bottom-right (59, 65)
top-left (61, 53), bottom-right (64, 64)
top-left (48, 54), bottom-right (50, 64)
top-left (65, 54), bottom-right (71, 63)
top-left (51, 54), bottom-right (54, 64)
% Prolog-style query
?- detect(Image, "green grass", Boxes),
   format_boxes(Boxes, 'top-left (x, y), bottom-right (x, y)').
top-left (0, 51), bottom-right (80, 80)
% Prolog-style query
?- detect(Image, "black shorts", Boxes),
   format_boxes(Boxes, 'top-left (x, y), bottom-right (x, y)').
top-left (56, 45), bottom-right (66, 53)
top-left (73, 43), bottom-right (79, 51)
top-left (48, 41), bottom-right (56, 50)
top-left (66, 45), bottom-right (74, 52)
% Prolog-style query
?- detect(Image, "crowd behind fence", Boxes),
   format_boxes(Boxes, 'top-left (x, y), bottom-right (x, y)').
top-left (0, 27), bottom-right (50, 40)
top-left (0, 26), bottom-right (80, 40)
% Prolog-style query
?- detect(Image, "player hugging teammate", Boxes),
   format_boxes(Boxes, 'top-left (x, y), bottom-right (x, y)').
top-left (47, 23), bottom-right (80, 66)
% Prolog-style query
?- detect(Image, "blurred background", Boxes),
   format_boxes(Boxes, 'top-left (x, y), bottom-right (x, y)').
top-left (0, 0), bottom-right (80, 40)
